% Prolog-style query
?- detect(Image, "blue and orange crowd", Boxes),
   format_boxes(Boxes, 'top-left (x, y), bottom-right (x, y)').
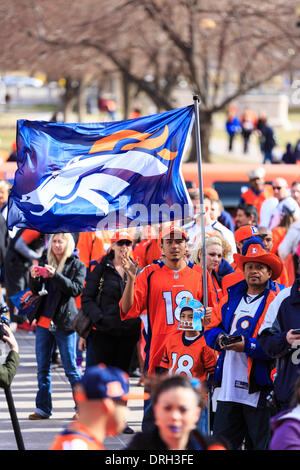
top-left (0, 166), bottom-right (300, 451)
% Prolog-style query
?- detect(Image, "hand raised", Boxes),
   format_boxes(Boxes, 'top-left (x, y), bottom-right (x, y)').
top-left (121, 256), bottom-right (138, 280)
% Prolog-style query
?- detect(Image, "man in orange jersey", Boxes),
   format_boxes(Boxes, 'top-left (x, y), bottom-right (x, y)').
top-left (120, 224), bottom-right (213, 377)
top-left (240, 167), bottom-right (273, 222)
top-left (204, 240), bottom-right (283, 449)
top-left (50, 363), bottom-right (148, 450)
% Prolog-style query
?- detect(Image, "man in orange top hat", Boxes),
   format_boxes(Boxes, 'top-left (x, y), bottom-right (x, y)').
top-left (223, 225), bottom-right (286, 293)
top-left (204, 239), bottom-right (283, 449)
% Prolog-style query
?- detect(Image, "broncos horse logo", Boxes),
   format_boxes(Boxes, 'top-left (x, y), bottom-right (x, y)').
top-left (20, 125), bottom-right (175, 216)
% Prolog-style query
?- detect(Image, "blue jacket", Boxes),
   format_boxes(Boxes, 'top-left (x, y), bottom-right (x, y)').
top-left (258, 278), bottom-right (300, 407)
top-left (204, 279), bottom-right (278, 395)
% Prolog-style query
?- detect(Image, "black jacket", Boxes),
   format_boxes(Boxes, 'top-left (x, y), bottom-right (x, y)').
top-left (258, 279), bottom-right (300, 407)
top-left (81, 253), bottom-right (140, 337)
top-left (29, 254), bottom-right (86, 332)
top-left (126, 426), bottom-right (227, 450)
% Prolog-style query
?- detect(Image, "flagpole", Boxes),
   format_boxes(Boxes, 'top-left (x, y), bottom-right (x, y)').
top-left (193, 95), bottom-right (211, 437)
top-left (193, 95), bottom-right (208, 309)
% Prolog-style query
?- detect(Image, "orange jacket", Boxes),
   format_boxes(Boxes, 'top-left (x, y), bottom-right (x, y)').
top-left (241, 185), bottom-right (273, 221)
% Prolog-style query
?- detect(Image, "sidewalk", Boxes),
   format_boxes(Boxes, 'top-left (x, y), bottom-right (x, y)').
top-left (0, 329), bottom-right (143, 450)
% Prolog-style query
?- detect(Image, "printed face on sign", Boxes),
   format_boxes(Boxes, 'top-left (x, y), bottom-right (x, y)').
top-left (178, 309), bottom-right (194, 330)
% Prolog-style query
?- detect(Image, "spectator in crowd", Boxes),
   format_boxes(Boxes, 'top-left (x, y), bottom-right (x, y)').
top-left (159, 298), bottom-right (216, 434)
top-left (7, 141), bottom-right (17, 162)
top-left (259, 117), bottom-right (276, 164)
top-left (132, 225), bottom-right (162, 270)
top-left (126, 375), bottom-right (227, 450)
top-left (0, 180), bottom-right (10, 306)
top-left (257, 227), bottom-right (274, 253)
top-left (28, 233), bottom-right (86, 420)
top-left (291, 181), bottom-right (300, 207)
top-left (278, 217), bottom-right (300, 267)
top-left (216, 200), bottom-right (235, 233)
top-left (226, 227), bottom-right (287, 292)
top-left (129, 108), bottom-right (142, 119)
top-left (4, 229), bottom-right (46, 326)
top-left (281, 143), bottom-right (297, 165)
top-left (159, 298), bottom-right (215, 381)
top-left (81, 230), bottom-right (141, 376)
top-left (203, 196), bottom-right (236, 264)
top-left (75, 230), bottom-right (107, 371)
top-left (120, 224), bottom-right (213, 431)
top-left (0, 179), bottom-right (11, 220)
top-left (0, 323), bottom-right (20, 389)
top-left (240, 167), bottom-right (273, 221)
top-left (210, 197), bottom-right (236, 233)
top-left (268, 375), bottom-right (300, 450)
top-left (204, 239), bottom-right (283, 449)
top-left (260, 178), bottom-right (300, 230)
top-left (258, 278), bottom-right (300, 413)
top-left (294, 139), bottom-right (300, 161)
top-left (258, 227), bottom-right (289, 287)
top-left (50, 364), bottom-right (148, 450)
top-left (191, 234), bottom-right (234, 304)
top-left (120, 224), bottom-right (212, 377)
top-left (240, 109), bottom-right (257, 154)
top-left (225, 107), bottom-right (241, 152)
top-left (271, 199), bottom-right (299, 256)
top-left (235, 204), bottom-right (258, 230)
top-left (81, 230), bottom-right (142, 434)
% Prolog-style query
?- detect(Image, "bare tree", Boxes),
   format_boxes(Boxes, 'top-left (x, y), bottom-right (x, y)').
top-left (1, 0), bottom-right (299, 160)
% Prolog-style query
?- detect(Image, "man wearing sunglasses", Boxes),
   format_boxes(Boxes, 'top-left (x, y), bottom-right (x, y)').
top-left (260, 178), bottom-right (300, 230)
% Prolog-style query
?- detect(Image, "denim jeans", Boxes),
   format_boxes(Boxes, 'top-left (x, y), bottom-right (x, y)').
top-left (213, 400), bottom-right (271, 450)
top-left (35, 326), bottom-right (81, 417)
top-left (263, 151), bottom-right (273, 164)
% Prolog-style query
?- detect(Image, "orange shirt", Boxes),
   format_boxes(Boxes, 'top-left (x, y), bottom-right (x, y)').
top-left (133, 238), bottom-right (162, 269)
top-left (50, 423), bottom-right (104, 450)
top-left (241, 185), bottom-right (273, 221)
top-left (271, 227), bottom-right (286, 256)
top-left (160, 330), bottom-right (216, 381)
top-left (120, 261), bottom-right (209, 375)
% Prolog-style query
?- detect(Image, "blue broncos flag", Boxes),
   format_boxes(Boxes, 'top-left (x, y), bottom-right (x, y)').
top-left (7, 106), bottom-right (194, 233)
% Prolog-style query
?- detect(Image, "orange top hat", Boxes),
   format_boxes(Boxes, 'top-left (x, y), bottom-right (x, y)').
top-left (233, 240), bottom-right (283, 280)
top-left (234, 225), bottom-right (259, 243)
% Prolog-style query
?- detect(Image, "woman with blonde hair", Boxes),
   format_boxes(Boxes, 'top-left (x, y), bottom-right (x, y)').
top-left (28, 233), bottom-right (86, 420)
top-left (191, 233), bottom-right (234, 304)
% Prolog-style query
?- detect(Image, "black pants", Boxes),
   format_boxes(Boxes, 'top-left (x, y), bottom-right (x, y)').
top-left (213, 400), bottom-right (271, 450)
top-left (90, 329), bottom-right (140, 373)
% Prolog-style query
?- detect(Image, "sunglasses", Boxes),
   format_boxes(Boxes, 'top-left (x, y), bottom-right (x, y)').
top-left (273, 186), bottom-right (282, 190)
top-left (116, 240), bottom-right (132, 247)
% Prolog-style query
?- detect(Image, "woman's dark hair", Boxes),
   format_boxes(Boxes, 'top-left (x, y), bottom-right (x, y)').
top-left (290, 375), bottom-right (300, 407)
top-left (150, 374), bottom-right (202, 407)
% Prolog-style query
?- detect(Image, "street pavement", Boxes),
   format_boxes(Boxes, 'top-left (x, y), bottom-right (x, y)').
top-left (0, 329), bottom-right (143, 451)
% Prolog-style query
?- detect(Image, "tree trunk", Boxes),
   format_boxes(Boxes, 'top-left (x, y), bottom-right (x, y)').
top-left (187, 110), bottom-right (212, 163)
top-left (78, 78), bottom-right (87, 122)
top-left (121, 71), bottom-right (130, 120)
